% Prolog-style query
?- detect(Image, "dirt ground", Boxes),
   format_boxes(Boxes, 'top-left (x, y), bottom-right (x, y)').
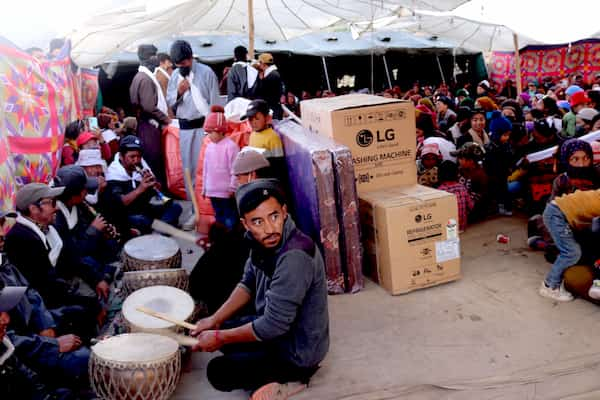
top-left (172, 216), bottom-right (600, 400)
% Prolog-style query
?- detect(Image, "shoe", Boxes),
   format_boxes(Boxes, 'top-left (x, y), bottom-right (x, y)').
top-left (182, 213), bottom-right (196, 231)
top-left (539, 281), bottom-right (574, 302)
top-left (250, 382), bottom-right (307, 400)
top-left (498, 204), bottom-right (513, 216)
top-left (527, 236), bottom-right (544, 250)
top-left (588, 280), bottom-right (600, 300)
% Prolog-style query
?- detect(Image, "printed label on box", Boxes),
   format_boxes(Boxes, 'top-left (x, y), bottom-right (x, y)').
top-left (435, 239), bottom-right (460, 263)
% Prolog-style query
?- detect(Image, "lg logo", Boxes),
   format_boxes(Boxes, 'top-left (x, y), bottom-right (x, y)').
top-left (356, 129), bottom-right (396, 147)
top-left (415, 213), bottom-right (433, 223)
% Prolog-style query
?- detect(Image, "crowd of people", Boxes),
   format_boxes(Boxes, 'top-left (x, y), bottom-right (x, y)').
top-left (3, 35), bottom-right (600, 399)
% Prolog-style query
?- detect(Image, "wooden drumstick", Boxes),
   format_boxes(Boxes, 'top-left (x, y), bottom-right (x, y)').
top-left (136, 306), bottom-right (197, 330)
top-left (151, 219), bottom-right (198, 243)
top-left (184, 168), bottom-right (200, 225)
top-left (166, 333), bottom-right (198, 347)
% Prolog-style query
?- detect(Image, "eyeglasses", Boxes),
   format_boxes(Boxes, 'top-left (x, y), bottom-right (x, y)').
top-left (37, 198), bottom-right (56, 208)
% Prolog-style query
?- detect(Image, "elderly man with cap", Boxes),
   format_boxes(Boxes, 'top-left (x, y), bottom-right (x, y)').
top-left (227, 45), bottom-right (259, 102)
top-left (103, 135), bottom-right (182, 235)
top-left (255, 53), bottom-right (284, 120)
top-left (192, 179), bottom-right (329, 399)
top-left (167, 39), bottom-right (220, 211)
top-left (4, 183), bottom-right (102, 327)
top-left (0, 282), bottom-right (75, 399)
top-left (129, 44), bottom-right (171, 187)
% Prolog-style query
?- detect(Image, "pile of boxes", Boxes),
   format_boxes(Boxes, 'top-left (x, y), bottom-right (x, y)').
top-left (301, 94), bottom-right (461, 295)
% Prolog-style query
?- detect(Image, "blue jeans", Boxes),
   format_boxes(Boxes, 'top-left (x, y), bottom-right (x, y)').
top-left (210, 197), bottom-right (239, 230)
top-left (128, 202), bottom-right (183, 234)
top-left (543, 203), bottom-right (582, 288)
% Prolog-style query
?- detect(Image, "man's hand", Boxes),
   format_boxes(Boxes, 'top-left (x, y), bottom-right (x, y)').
top-left (138, 174), bottom-right (156, 193)
top-left (39, 328), bottom-right (56, 338)
top-left (96, 280), bottom-right (110, 300)
top-left (91, 215), bottom-right (108, 232)
top-left (178, 79), bottom-right (190, 96)
top-left (57, 334), bottom-right (81, 353)
top-left (191, 315), bottom-right (218, 337)
top-left (97, 176), bottom-right (107, 193)
top-left (192, 330), bottom-right (222, 352)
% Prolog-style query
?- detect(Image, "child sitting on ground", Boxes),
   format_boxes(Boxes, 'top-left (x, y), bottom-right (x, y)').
top-left (417, 143), bottom-right (442, 187)
top-left (452, 142), bottom-right (490, 223)
top-left (202, 105), bottom-right (240, 230)
top-left (485, 111), bottom-right (515, 216)
top-left (438, 160), bottom-right (473, 232)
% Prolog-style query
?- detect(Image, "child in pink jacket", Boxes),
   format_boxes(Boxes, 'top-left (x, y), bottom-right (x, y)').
top-left (202, 105), bottom-right (240, 229)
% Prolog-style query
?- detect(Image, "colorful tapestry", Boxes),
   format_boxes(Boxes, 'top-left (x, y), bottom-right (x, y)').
top-left (80, 68), bottom-right (99, 117)
top-left (490, 39), bottom-right (600, 87)
top-left (0, 38), bottom-right (98, 211)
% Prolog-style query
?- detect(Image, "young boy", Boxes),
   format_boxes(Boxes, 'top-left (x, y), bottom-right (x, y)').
top-left (437, 160), bottom-right (473, 232)
top-left (540, 189), bottom-right (600, 302)
top-left (451, 142), bottom-right (490, 223)
top-left (243, 99), bottom-right (286, 184)
top-left (417, 143), bottom-right (442, 187)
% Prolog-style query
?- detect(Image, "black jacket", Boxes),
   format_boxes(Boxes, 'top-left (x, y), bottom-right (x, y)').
top-left (227, 63), bottom-right (258, 102)
top-left (257, 69), bottom-right (284, 120)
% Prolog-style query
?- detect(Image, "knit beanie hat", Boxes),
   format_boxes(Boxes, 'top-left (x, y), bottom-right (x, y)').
top-left (203, 105), bottom-right (228, 134)
top-left (489, 110), bottom-right (513, 142)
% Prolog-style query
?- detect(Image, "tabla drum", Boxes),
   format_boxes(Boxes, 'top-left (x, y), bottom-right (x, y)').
top-left (122, 286), bottom-right (195, 335)
top-left (90, 333), bottom-right (181, 400)
top-left (123, 234), bottom-right (181, 272)
top-left (122, 268), bottom-right (189, 296)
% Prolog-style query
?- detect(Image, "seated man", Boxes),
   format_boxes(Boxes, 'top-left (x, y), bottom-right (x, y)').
top-left (0, 282), bottom-right (74, 400)
top-left (54, 165), bottom-right (119, 293)
top-left (103, 135), bottom-right (182, 234)
top-left (4, 183), bottom-right (101, 332)
top-left (191, 179), bottom-right (329, 399)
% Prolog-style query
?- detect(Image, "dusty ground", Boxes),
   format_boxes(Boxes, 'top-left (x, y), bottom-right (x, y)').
top-left (172, 216), bottom-right (600, 400)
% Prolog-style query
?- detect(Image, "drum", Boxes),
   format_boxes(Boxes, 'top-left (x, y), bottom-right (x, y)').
top-left (122, 286), bottom-right (195, 335)
top-left (122, 268), bottom-right (189, 296)
top-left (90, 333), bottom-right (181, 400)
top-left (123, 234), bottom-right (181, 272)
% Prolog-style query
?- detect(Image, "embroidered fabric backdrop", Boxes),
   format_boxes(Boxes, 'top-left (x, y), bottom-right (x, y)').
top-left (490, 39), bottom-right (600, 87)
top-left (0, 38), bottom-right (98, 211)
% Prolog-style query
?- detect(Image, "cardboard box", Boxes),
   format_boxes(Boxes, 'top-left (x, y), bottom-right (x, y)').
top-left (359, 185), bottom-right (461, 295)
top-left (300, 94), bottom-right (416, 193)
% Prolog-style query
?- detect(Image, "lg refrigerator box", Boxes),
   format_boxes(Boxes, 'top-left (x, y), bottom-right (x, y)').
top-left (300, 94), bottom-right (416, 193)
top-left (359, 185), bottom-right (461, 295)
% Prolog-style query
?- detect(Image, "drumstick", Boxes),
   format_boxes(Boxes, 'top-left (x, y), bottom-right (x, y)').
top-left (184, 168), bottom-right (200, 225)
top-left (166, 333), bottom-right (198, 347)
top-left (135, 306), bottom-right (197, 330)
top-left (151, 219), bottom-right (198, 243)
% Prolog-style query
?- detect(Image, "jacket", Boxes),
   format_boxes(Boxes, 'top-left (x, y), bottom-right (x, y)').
top-left (239, 217), bottom-right (329, 368)
top-left (256, 68), bottom-right (284, 120)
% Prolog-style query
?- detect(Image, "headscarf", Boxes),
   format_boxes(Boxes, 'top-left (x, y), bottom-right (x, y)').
top-left (559, 139), bottom-right (593, 179)
top-left (519, 92), bottom-right (531, 107)
top-left (418, 98), bottom-right (435, 113)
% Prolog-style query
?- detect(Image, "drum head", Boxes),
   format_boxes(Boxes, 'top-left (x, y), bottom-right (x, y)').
top-left (124, 234), bottom-right (179, 261)
top-left (92, 333), bottom-right (178, 363)
top-left (122, 286), bottom-right (194, 330)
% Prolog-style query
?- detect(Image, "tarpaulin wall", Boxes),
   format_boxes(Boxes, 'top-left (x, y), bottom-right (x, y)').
top-left (489, 38), bottom-right (600, 87)
top-left (0, 38), bottom-right (97, 209)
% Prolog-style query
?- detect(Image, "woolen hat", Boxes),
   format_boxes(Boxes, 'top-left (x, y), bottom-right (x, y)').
top-left (232, 149), bottom-right (270, 175)
top-left (203, 105), bottom-right (228, 134)
top-left (236, 178), bottom-right (286, 216)
top-left (489, 110), bottom-right (513, 141)
top-left (137, 44), bottom-right (157, 62)
top-left (15, 183), bottom-right (64, 212)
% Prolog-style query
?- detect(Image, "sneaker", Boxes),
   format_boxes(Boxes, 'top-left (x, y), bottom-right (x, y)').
top-left (588, 280), bottom-right (600, 300)
top-left (539, 281), bottom-right (574, 302)
top-left (250, 382), bottom-right (307, 400)
top-left (182, 213), bottom-right (197, 231)
top-left (527, 235), bottom-right (544, 250)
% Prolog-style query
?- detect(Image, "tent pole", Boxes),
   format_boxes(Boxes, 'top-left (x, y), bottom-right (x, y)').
top-left (321, 56), bottom-right (332, 92)
top-left (436, 55), bottom-right (446, 85)
top-left (370, 51), bottom-right (374, 93)
top-left (383, 54), bottom-right (392, 89)
top-left (248, 0), bottom-right (255, 59)
top-left (513, 33), bottom-right (522, 95)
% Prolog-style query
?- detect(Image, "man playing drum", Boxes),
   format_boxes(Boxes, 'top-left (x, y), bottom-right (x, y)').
top-left (191, 179), bottom-right (329, 399)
